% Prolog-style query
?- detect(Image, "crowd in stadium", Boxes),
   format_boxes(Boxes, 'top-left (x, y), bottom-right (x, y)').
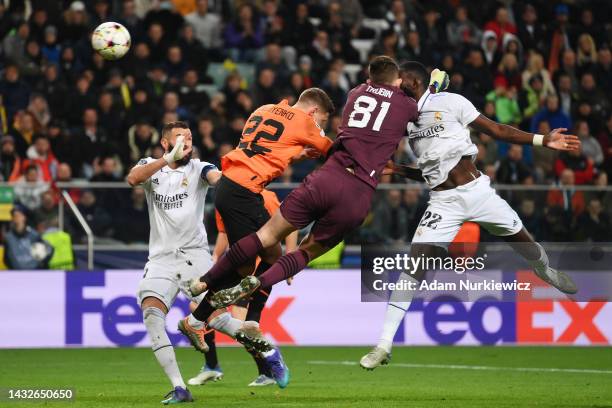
top-left (0, 0), bottom-right (611, 261)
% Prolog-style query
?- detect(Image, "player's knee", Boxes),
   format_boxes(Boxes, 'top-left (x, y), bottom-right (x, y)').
top-left (142, 307), bottom-right (170, 350)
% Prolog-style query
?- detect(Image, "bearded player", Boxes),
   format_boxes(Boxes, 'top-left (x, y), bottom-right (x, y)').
top-left (359, 62), bottom-right (580, 369)
top-left (127, 122), bottom-right (270, 404)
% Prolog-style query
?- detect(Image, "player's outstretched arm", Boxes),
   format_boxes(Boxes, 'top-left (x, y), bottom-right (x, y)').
top-left (469, 114), bottom-right (581, 151)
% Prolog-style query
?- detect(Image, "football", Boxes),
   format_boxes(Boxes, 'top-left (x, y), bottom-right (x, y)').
top-left (91, 22), bottom-right (131, 60)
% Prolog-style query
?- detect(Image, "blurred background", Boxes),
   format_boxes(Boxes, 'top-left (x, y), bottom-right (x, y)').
top-left (0, 0), bottom-right (610, 272)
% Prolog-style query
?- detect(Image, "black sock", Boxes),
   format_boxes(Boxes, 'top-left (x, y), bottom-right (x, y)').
top-left (246, 261), bottom-right (273, 322)
top-left (249, 349), bottom-right (271, 376)
top-left (246, 286), bottom-right (272, 322)
top-left (192, 293), bottom-right (216, 322)
top-left (204, 330), bottom-right (219, 369)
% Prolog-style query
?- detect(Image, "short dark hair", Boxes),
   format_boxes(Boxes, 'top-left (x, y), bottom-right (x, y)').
top-left (161, 121), bottom-right (189, 139)
top-left (400, 61), bottom-right (429, 90)
top-left (298, 88), bottom-right (334, 113)
top-left (368, 55), bottom-right (400, 85)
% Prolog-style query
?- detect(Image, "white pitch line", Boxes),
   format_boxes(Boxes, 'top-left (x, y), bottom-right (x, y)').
top-left (308, 360), bottom-right (612, 375)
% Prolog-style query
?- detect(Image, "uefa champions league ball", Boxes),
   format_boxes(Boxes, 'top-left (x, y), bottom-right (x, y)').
top-left (91, 22), bottom-right (131, 60)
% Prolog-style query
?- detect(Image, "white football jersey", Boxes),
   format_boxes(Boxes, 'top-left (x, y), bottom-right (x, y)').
top-left (407, 92), bottom-right (480, 188)
top-left (136, 158), bottom-right (217, 260)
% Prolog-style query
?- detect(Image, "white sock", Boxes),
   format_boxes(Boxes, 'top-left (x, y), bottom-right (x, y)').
top-left (527, 243), bottom-right (549, 273)
top-left (207, 312), bottom-right (242, 337)
top-left (143, 307), bottom-right (186, 388)
top-left (377, 273), bottom-right (419, 353)
top-left (188, 313), bottom-right (205, 330)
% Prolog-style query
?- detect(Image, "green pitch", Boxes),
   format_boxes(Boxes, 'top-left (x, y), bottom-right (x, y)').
top-left (1, 346), bottom-right (611, 407)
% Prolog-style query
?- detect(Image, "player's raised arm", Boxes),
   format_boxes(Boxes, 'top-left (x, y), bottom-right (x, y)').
top-left (469, 114), bottom-right (581, 151)
top-left (127, 136), bottom-right (191, 186)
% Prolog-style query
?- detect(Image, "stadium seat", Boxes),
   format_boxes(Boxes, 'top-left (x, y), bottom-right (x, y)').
top-left (361, 18), bottom-right (390, 39)
top-left (350, 39), bottom-right (375, 64)
top-left (343, 64), bottom-right (362, 84)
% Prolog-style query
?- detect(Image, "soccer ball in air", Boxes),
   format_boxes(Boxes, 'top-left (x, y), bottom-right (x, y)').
top-left (91, 22), bottom-right (131, 60)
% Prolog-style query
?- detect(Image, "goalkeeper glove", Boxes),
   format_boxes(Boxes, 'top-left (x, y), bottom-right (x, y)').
top-left (429, 68), bottom-right (449, 94)
top-left (163, 136), bottom-right (187, 164)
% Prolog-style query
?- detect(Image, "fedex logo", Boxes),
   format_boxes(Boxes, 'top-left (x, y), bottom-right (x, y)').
top-left (65, 272), bottom-right (294, 346)
top-left (399, 271), bottom-right (608, 345)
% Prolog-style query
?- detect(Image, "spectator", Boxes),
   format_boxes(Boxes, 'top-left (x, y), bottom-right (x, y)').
top-left (485, 77), bottom-right (521, 126)
top-left (76, 108), bottom-right (109, 174)
top-left (146, 23), bottom-right (169, 64)
top-left (177, 23), bottom-right (209, 72)
top-left (0, 135), bottom-right (23, 182)
top-left (35, 64), bottom-right (67, 118)
top-left (547, 168), bottom-right (586, 217)
top-left (372, 189), bottom-right (410, 244)
top-left (128, 122), bottom-right (160, 164)
top-left (193, 116), bottom-right (220, 164)
top-left (116, 186), bottom-right (149, 243)
top-left (4, 206), bottom-right (52, 269)
top-left (531, 95), bottom-right (571, 133)
top-left (184, 0), bottom-right (222, 55)
top-left (0, 64), bottom-right (31, 124)
top-left (555, 149), bottom-right (594, 185)
top-left (60, 1), bottom-right (90, 44)
top-left (574, 120), bottom-right (603, 166)
top-left (483, 6), bottom-right (516, 48)
top-left (577, 72), bottom-right (610, 119)
top-left (76, 189), bottom-right (113, 240)
top-left (446, 6), bottom-right (481, 50)
top-left (309, 30), bottom-right (334, 78)
top-left (496, 144), bottom-right (532, 184)
top-left (285, 3), bottom-right (315, 56)
top-left (224, 3), bottom-right (264, 62)
top-left (96, 91), bottom-right (124, 142)
top-left (66, 76), bottom-right (96, 126)
top-left (593, 47), bottom-right (611, 93)
top-left (126, 88), bottom-right (158, 125)
top-left (11, 111), bottom-right (42, 156)
top-left (56, 162), bottom-right (80, 209)
top-left (531, 121), bottom-right (557, 181)
top-left (13, 165), bottom-right (49, 211)
top-left (27, 93), bottom-right (51, 128)
top-left (179, 69), bottom-right (210, 116)
top-left (556, 72), bottom-right (577, 117)
top-left (547, 4), bottom-right (572, 74)
top-left (162, 91), bottom-right (191, 122)
top-left (322, 69), bottom-right (347, 110)
top-left (575, 199), bottom-right (610, 242)
top-left (24, 135), bottom-right (59, 182)
top-left (517, 4), bottom-right (546, 54)
top-left (519, 74), bottom-right (545, 125)
top-left (41, 25), bottom-right (61, 65)
top-left (517, 199), bottom-right (542, 239)
top-left (251, 68), bottom-right (278, 107)
top-left (496, 53), bottom-right (522, 90)
top-left (576, 33), bottom-right (597, 71)
top-left (33, 190), bottom-right (57, 229)
top-left (522, 52), bottom-right (555, 98)
top-left (2, 21), bottom-right (29, 65)
top-left (481, 30), bottom-right (500, 68)
top-left (463, 48), bottom-right (493, 107)
top-left (164, 45), bottom-right (187, 86)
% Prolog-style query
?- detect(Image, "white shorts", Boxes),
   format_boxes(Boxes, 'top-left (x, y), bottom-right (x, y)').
top-left (137, 248), bottom-right (214, 310)
top-left (412, 174), bottom-right (523, 246)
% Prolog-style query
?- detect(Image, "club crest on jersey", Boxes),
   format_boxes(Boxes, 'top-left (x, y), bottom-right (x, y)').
top-left (435, 112), bottom-right (442, 121)
top-left (182, 177), bottom-right (188, 187)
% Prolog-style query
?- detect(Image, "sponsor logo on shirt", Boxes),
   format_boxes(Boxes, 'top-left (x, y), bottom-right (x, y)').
top-left (152, 192), bottom-right (189, 210)
top-left (410, 124), bottom-right (446, 140)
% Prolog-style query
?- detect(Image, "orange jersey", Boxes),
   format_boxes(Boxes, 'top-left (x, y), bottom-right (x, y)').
top-left (222, 99), bottom-right (332, 193)
top-left (215, 189), bottom-right (281, 234)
